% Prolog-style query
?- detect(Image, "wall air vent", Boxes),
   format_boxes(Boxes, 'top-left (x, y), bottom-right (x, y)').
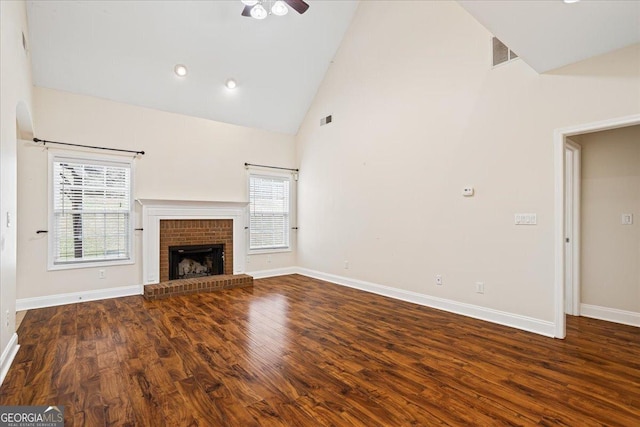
top-left (492, 37), bottom-right (517, 67)
top-left (320, 115), bottom-right (332, 126)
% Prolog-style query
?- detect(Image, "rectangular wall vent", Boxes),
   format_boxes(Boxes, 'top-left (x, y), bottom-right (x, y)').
top-left (492, 37), bottom-right (517, 67)
top-left (320, 115), bottom-right (332, 126)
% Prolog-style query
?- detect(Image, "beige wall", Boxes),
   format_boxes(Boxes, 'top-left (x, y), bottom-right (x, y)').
top-left (1, 0), bottom-right (34, 369)
top-left (295, 1), bottom-right (640, 322)
top-left (17, 87), bottom-right (296, 300)
top-left (8, 0), bottom-right (640, 335)
top-left (579, 126), bottom-right (640, 312)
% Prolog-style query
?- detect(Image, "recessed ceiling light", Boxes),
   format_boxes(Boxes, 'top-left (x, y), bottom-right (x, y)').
top-left (225, 79), bottom-right (237, 90)
top-left (174, 64), bottom-right (188, 77)
top-left (563, 0), bottom-right (580, 3)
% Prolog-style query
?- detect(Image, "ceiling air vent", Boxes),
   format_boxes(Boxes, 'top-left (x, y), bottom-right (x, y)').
top-left (492, 37), bottom-right (517, 67)
top-left (320, 115), bottom-right (332, 126)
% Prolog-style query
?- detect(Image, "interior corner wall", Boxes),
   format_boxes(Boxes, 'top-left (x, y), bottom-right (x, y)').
top-left (1, 0), bottom-right (34, 375)
top-left (17, 87), bottom-right (296, 301)
top-left (294, 1), bottom-right (640, 324)
top-left (579, 125), bottom-right (640, 313)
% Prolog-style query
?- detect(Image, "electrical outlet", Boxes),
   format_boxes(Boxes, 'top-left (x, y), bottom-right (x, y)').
top-left (476, 282), bottom-right (484, 294)
top-left (5, 310), bottom-right (9, 328)
top-left (435, 275), bottom-right (443, 286)
top-left (98, 269), bottom-right (106, 279)
top-left (622, 213), bottom-right (633, 225)
top-left (344, 260), bottom-right (349, 269)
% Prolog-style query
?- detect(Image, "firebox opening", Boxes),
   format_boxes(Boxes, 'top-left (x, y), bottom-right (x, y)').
top-left (169, 244), bottom-right (224, 280)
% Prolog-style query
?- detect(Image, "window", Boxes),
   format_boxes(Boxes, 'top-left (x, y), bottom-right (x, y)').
top-left (249, 173), bottom-right (291, 251)
top-left (50, 154), bottom-right (133, 268)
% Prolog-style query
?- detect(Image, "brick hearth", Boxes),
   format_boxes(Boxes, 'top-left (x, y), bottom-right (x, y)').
top-left (144, 274), bottom-right (253, 300)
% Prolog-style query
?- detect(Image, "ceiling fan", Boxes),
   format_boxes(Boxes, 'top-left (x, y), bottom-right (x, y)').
top-left (241, 0), bottom-right (310, 20)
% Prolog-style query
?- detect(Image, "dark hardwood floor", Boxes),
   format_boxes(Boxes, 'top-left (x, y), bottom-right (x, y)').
top-left (1, 274), bottom-right (639, 426)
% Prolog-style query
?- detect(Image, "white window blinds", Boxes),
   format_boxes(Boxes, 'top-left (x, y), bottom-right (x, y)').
top-left (249, 174), bottom-right (290, 250)
top-left (52, 157), bottom-right (132, 265)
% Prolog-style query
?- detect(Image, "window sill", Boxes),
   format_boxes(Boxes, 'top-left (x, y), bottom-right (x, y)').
top-left (248, 248), bottom-right (292, 256)
top-left (48, 258), bottom-right (135, 271)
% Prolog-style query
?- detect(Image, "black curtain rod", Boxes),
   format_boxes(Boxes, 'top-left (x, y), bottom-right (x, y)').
top-left (244, 162), bottom-right (299, 172)
top-left (33, 138), bottom-right (145, 156)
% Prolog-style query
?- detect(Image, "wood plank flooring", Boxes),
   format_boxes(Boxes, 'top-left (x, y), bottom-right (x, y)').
top-left (1, 274), bottom-right (639, 426)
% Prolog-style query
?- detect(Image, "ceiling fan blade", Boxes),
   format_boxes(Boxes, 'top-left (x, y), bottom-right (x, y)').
top-left (283, 0), bottom-right (309, 15)
top-left (241, 5), bottom-right (252, 17)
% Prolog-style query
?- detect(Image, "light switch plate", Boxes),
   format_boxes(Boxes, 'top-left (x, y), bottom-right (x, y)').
top-left (622, 213), bottom-right (633, 225)
top-left (515, 213), bottom-right (537, 225)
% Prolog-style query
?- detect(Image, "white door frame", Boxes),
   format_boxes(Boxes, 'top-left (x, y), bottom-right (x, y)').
top-left (564, 141), bottom-right (581, 316)
top-left (554, 114), bottom-right (640, 338)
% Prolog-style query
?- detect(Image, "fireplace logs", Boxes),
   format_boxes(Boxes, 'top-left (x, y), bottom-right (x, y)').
top-left (169, 244), bottom-right (224, 280)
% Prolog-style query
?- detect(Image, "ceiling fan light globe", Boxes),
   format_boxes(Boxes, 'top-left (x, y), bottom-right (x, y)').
top-left (241, 0), bottom-right (259, 6)
top-left (271, 1), bottom-right (289, 16)
top-left (250, 4), bottom-right (268, 19)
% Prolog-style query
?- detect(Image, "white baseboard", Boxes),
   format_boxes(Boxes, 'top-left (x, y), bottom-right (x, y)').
top-left (16, 285), bottom-right (143, 311)
top-left (296, 268), bottom-right (556, 338)
top-left (580, 304), bottom-right (640, 327)
top-left (11, 267), bottom-right (560, 338)
top-left (0, 333), bottom-right (19, 386)
top-left (247, 267), bottom-right (299, 279)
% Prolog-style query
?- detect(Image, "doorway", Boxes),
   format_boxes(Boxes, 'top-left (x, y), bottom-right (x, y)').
top-left (554, 114), bottom-right (640, 339)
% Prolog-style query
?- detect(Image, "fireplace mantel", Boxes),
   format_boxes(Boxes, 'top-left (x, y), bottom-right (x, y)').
top-left (137, 199), bottom-right (248, 285)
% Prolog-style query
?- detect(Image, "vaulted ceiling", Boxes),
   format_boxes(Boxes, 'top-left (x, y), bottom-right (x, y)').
top-left (26, 0), bottom-right (359, 135)
top-left (26, 1), bottom-right (640, 135)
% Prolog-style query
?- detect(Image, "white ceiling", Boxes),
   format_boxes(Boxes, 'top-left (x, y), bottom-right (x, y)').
top-left (26, 1), bottom-right (640, 135)
top-left (26, 0), bottom-right (359, 135)
top-left (459, 0), bottom-right (640, 73)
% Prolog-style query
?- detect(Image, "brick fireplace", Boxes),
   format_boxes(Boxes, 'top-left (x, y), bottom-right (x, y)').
top-left (137, 200), bottom-right (252, 299)
top-left (159, 219), bottom-right (233, 282)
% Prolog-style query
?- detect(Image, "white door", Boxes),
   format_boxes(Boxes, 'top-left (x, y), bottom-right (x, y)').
top-left (565, 149), bottom-right (574, 314)
top-left (564, 142), bottom-right (581, 316)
